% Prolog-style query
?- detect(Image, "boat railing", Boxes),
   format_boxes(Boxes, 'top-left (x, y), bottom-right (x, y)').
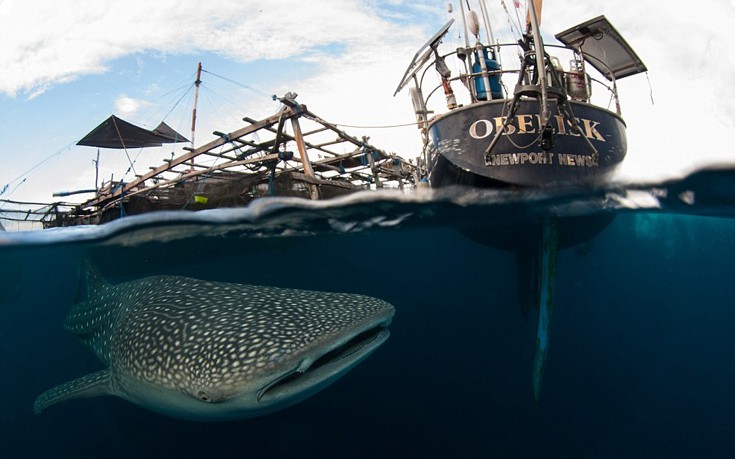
top-left (414, 42), bottom-right (621, 122)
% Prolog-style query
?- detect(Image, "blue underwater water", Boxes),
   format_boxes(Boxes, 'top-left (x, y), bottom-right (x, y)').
top-left (1, 167), bottom-right (734, 458)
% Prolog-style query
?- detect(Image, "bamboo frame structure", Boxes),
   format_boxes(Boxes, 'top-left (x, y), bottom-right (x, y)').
top-left (1, 97), bottom-right (416, 229)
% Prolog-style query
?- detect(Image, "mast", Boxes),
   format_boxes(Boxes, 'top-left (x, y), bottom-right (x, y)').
top-left (525, 0), bottom-right (543, 32)
top-left (190, 62), bottom-right (203, 165)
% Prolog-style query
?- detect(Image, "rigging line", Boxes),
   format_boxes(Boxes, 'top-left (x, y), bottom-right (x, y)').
top-left (209, 79), bottom-right (266, 113)
top-left (148, 80), bottom-right (197, 106)
top-left (2, 142), bottom-right (75, 190)
top-left (186, 78), bottom-right (249, 133)
top-left (124, 76), bottom-right (196, 126)
top-left (199, 82), bottom-right (250, 122)
top-left (200, 69), bottom-right (275, 100)
top-left (513, 0), bottom-right (525, 35)
top-left (499, 0), bottom-right (523, 41)
top-left (0, 178), bottom-right (26, 202)
top-left (331, 121), bottom-right (419, 129)
top-left (161, 83), bottom-right (195, 122)
top-left (111, 116), bottom-right (138, 178)
top-left (182, 141), bottom-right (228, 209)
top-left (193, 86), bottom-right (241, 140)
top-left (645, 72), bottom-right (655, 105)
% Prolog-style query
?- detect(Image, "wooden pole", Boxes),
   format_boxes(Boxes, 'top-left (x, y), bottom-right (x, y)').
top-left (289, 115), bottom-right (320, 200)
top-left (190, 62), bottom-right (203, 165)
top-left (94, 149), bottom-right (100, 191)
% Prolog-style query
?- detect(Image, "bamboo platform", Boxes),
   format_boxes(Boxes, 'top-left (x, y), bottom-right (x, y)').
top-left (1, 95), bottom-right (416, 229)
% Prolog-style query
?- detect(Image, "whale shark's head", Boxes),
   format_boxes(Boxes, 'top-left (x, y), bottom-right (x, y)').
top-left (163, 309), bottom-right (393, 421)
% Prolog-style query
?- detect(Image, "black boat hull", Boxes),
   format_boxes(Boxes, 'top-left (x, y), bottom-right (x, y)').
top-left (427, 99), bottom-right (627, 188)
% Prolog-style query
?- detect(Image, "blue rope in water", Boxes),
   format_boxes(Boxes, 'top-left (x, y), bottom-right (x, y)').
top-left (119, 185), bottom-right (126, 219)
top-left (268, 167), bottom-right (275, 195)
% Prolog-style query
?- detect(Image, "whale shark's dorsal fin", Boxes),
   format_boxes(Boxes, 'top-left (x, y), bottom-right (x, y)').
top-left (34, 369), bottom-right (113, 414)
top-left (73, 256), bottom-right (111, 304)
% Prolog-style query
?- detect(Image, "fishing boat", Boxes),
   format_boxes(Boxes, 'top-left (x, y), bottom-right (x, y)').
top-left (395, 1), bottom-right (647, 401)
top-left (395, 1), bottom-right (646, 189)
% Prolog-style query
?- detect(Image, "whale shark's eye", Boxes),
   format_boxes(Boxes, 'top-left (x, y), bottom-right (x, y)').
top-left (197, 391), bottom-right (211, 402)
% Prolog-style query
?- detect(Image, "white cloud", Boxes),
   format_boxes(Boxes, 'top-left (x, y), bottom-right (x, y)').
top-left (114, 95), bottom-right (150, 116)
top-left (0, 0), bottom-right (431, 98)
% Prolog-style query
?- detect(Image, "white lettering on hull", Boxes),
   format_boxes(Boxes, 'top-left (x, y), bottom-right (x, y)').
top-left (485, 152), bottom-right (599, 167)
top-left (468, 115), bottom-right (606, 142)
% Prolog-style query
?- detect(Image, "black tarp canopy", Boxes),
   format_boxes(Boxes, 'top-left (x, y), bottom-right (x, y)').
top-left (77, 115), bottom-right (189, 149)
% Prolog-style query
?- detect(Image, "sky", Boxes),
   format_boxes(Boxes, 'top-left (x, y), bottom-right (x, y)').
top-left (1, 0), bottom-right (734, 206)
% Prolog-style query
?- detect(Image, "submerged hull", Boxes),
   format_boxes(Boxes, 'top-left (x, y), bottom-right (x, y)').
top-left (427, 99), bottom-right (627, 188)
top-left (431, 100), bottom-right (624, 250)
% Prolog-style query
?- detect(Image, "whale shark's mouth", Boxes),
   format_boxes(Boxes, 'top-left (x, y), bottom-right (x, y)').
top-left (258, 320), bottom-right (391, 402)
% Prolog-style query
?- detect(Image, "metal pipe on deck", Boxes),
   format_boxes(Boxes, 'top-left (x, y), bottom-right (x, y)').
top-left (527, 1), bottom-right (550, 126)
top-left (478, 0), bottom-right (495, 49)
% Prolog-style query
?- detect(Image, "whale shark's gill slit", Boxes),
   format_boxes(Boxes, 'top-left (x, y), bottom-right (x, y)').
top-left (260, 324), bottom-right (387, 399)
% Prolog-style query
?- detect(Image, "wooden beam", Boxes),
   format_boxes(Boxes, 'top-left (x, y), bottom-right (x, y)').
top-left (313, 138), bottom-right (347, 149)
top-left (290, 116), bottom-right (319, 200)
top-left (82, 108), bottom-right (295, 209)
top-left (257, 123), bottom-right (344, 157)
top-left (301, 126), bottom-right (330, 136)
top-left (118, 153), bottom-right (280, 201)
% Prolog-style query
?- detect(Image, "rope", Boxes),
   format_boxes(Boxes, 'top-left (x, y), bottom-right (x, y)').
top-left (505, 129), bottom-right (544, 150)
top-left (332, 121), bottom-right (419, 129)
top-left (4, 178), bottom-right (27, 197)
top-left (110, 116), bottom-right (138, 178)
top-left (160, 83), bottom-right (194, 122)
top-left (182, 141), bottom-right (227, 209)
top-left (499, 0), bottom-right (524, 42)
top-left (197, 68), bottom-right (417, 130)
top-left (201, 69), bottom-right (275, 100)
top-left (491, 97), bottom-right (543, 151)
top-left (0, 142), bottom-right (77, 201)
top-left (645, 72), bottom-right (655, 105)
top-left (198, 82), bottom-right (266, 130)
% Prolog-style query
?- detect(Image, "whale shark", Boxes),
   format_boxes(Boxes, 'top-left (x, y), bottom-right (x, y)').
top-left (34, 260), bottom-right (394, 421)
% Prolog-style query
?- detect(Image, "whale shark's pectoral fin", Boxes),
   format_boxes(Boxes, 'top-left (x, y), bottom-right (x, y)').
top-left (34, 369), bottom-right (113, 414)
